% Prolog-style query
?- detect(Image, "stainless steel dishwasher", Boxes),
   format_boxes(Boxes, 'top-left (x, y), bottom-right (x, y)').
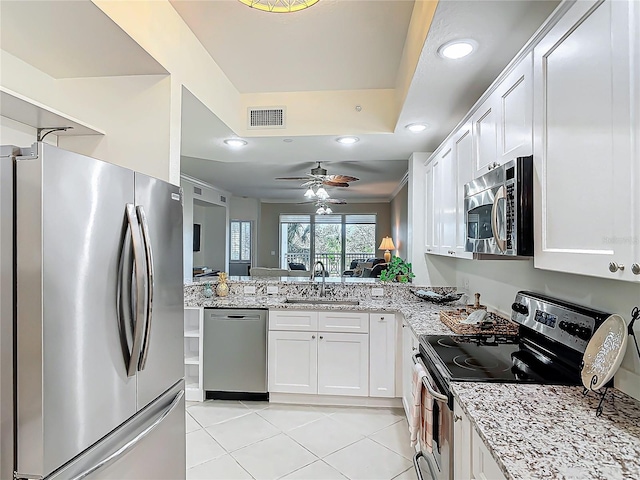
top-left (203, 308), bottom-right (268, 400)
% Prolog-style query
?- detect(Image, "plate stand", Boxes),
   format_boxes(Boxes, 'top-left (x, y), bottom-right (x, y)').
top-left (581, 373), bottom-right (610, 417)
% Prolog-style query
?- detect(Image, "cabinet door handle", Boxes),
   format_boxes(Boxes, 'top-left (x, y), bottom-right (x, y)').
top-left (412, 346), bottom-right (418, 351)
top-left (319, 335), bottom-right (324, 340)
top-left (631, 263), bottom-right (640, 275)
top-left (454, 415), bottom-right (462, 422)
top-left (609, 262), bottom-right (625, 273)
top-left (311, 335), bottom-right (316, 339)
top-left (379, 316), bottom-right (385, 321)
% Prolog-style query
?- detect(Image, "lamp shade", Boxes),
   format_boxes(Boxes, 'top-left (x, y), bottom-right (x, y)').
top-left (378, 236), bottom-right (395, 251)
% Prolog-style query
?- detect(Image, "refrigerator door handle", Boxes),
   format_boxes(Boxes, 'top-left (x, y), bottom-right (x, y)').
top-left (136, 205), bottom-right (155, 371)
top-left (125, 204), bottom-right (147, 378)
top-left (68, 390), bottom-right (184, 480)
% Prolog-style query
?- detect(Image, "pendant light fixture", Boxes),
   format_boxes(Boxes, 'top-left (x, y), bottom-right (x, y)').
top-left (237, 0), bottom-right (319, 13)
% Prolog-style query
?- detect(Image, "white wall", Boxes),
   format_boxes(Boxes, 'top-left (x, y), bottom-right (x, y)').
top-left (193, 201), bottom-right (226, 271)
top-left (1, 51), bottom-right (172, 181)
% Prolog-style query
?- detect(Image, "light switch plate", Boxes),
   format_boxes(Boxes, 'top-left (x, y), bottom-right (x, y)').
top-left (371, 287), bottom-right (384, 297)
top-left (244, 285), bottom-right (256, 295)
top-left (267, 285), bottom-right (278, 295)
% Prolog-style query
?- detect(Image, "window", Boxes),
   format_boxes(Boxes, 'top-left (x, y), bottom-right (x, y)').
top-left (280, 214), bottom-right (376, 275)
top-left (230, 220), bottom-right (251, 262)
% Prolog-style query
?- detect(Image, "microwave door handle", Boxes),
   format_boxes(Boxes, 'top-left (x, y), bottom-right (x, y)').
top-left (125, 204), bottom-right (147, 377)
top-left (491, 185), bottom-right (507, 252)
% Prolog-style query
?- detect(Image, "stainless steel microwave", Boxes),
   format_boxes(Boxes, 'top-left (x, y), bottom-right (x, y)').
top-left (464, 156), bottom-right (534, 256)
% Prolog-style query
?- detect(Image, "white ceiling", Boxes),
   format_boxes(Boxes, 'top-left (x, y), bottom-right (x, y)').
top-left (0, 0), bottom-right (560, 203)
top-left (169, 0), bottom-right (415, 93)
top-left (0, 0), bottom-right (167, 78)
top-left (178, 0), bottom-right (559, 201)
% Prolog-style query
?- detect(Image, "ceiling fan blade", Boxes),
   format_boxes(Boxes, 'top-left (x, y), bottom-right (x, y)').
top-left (323, 181), bottom-right (349, 187)
top-left (327, 174), bottom-right (359, 183)
top-left (325, 198), bottom-right (347, 204)
top-left (275, 176), bottom-right (312, 181)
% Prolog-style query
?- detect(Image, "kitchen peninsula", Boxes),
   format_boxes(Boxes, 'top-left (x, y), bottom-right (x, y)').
top-left (185, 278), bottom-right (640, 480)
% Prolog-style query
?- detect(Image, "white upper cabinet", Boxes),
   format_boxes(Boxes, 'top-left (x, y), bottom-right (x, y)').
top-left (471, 93), bottom-right (499, 177)
top-left (424, 160), bottom-right (438, 254)
top-left (533, 0), bottom-right (637, 282)
top-left (453, 123), bottom-right (474, 258)
top-left (439, 143), bottom-right (457, 256)
top-left (497, 52), bottom-right (533, 163)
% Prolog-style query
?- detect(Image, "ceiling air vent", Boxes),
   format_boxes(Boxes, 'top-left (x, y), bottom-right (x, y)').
top-left (248, 106), bottom-right (286, 129)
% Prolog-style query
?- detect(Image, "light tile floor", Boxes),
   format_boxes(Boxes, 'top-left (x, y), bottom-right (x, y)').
top-left (186, 400), bottom-right (418, 480)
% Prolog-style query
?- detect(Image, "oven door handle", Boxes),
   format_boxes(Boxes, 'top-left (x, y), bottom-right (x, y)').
top-left (412, 354), bottom-right (449, 403)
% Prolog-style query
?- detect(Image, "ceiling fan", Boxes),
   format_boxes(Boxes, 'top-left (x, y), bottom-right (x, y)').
top-left (297, 198), bottom-right (346, 215)
top-left (275, 162), bottom-right (359, 187)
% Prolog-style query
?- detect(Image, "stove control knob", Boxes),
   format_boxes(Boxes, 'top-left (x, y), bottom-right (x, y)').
top-left (576, 327), bottom-right (591, 341)
top-left (511, 303), bottom-right (528, 315)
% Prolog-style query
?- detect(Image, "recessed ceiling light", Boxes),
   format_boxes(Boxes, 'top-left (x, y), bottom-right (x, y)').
top-left (405, 123), bottom-right (429, 133)
top-left (224, 138), bottom-right (247, 147)
top-left (438, 39), bottom-right (477, 60)
top-left (336, 136), bottom-right (359, 145)
top-left (283, 138), bottom-right (294, 143)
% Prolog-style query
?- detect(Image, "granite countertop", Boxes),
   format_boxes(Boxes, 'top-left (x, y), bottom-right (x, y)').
top-left (185, 294), bottom-right (456, 336)
top-left (451, 382), bottom-right (640, 480)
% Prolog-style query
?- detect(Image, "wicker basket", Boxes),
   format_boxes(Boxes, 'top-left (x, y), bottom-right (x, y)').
top-left (439, 309), bottom-right (519, 336)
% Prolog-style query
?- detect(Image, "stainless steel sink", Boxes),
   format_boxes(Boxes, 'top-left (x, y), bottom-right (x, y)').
top-left (285, 298), bottom-right (360, 306)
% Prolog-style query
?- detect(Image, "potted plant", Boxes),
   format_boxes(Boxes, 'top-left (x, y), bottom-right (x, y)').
top-left (379, 256), bottom-right (415, 283)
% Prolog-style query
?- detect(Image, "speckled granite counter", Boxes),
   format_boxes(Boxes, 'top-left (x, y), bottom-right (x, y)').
top-left (451, 383), bottom-right (640, 480)
top-left (184, 278), bottom-right (459, 336)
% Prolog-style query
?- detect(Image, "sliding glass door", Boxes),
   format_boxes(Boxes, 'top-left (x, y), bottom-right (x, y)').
top-left (280, 214), bottom-right (376, 276)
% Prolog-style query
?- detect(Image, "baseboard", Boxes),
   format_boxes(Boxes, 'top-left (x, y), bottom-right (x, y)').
top-left (269, 393), bottom-right (403, 408)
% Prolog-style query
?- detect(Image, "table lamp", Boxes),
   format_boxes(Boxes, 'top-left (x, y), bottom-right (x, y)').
top-left (378, 236), bottom-right (396, 263)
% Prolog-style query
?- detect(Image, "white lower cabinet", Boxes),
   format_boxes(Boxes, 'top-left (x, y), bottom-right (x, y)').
top-left (454, 400), bottom-right (472, 480)
top-left (453, 399), bottom-right (505, 480)
top-left (401, 321), bottom-right (419, 420)
top-left (318, 332), bottom-right (369, 396)
top-left (268, 310), bottom-right (396, 398)
top-left (268, 331), bottom-right (318, 394)
top-left (471, 429), bottom-right (505, 480)
top-left (369, 314), bottom-right (396, 398)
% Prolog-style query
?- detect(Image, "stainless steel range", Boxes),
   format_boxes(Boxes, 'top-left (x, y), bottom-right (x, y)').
top-left (413, 291), bottom-right (611, 480)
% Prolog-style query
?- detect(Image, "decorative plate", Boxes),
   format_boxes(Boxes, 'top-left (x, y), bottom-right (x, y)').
top-left (581, 314), bottom-right (628, 391)
top-left (411, 290), bottom-right (464, 304)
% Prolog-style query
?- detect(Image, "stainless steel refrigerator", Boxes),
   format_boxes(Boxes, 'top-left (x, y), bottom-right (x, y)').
top-left (0, 143), bottom-right (186, 479)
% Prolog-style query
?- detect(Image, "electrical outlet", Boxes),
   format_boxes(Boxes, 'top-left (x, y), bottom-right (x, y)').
top-left (267, 285), bottom-right (278, 295)
top-left (371, 287), bottom-right (384, 297)
top-left (462, 277), bottom-right (470, 293)
top-left (244, 285), bottom-right (256, 295)
top-left (271, 251), bottom-right (276, 256)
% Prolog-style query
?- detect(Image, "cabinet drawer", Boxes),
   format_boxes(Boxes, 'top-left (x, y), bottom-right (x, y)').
top-left (269, 310), bottom-right (318, 331)
top-left (318, 311), bottom-right (369, 333)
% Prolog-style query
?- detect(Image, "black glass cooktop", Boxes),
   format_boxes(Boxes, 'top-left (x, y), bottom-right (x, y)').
top-left (420, 334), bottom-right (578, 384)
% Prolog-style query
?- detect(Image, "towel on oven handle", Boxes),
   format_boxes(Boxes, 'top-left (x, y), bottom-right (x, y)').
top-left (410, 362), bottom-right (435, 453)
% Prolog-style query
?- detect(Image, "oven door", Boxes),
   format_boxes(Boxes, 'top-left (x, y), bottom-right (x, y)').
top-left (465, 184), bottom-right (508, 255)
top-left (413, 354), bottom-right (453, 480)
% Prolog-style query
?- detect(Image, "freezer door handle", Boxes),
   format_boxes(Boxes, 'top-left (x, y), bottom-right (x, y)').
top-left (124, 204), bottom-right (147, 378)
top-left (68, 390), bottom-right (184, 480)
top-left (136, 205), bottom-right (155, 371)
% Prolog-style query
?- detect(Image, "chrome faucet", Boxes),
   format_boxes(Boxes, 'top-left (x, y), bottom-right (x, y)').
top-left (311, 260), bottom-right (327, 297)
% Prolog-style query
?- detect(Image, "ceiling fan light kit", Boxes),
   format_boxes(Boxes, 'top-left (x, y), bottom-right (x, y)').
top-left (236, 0), bottom-right (319, 14)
